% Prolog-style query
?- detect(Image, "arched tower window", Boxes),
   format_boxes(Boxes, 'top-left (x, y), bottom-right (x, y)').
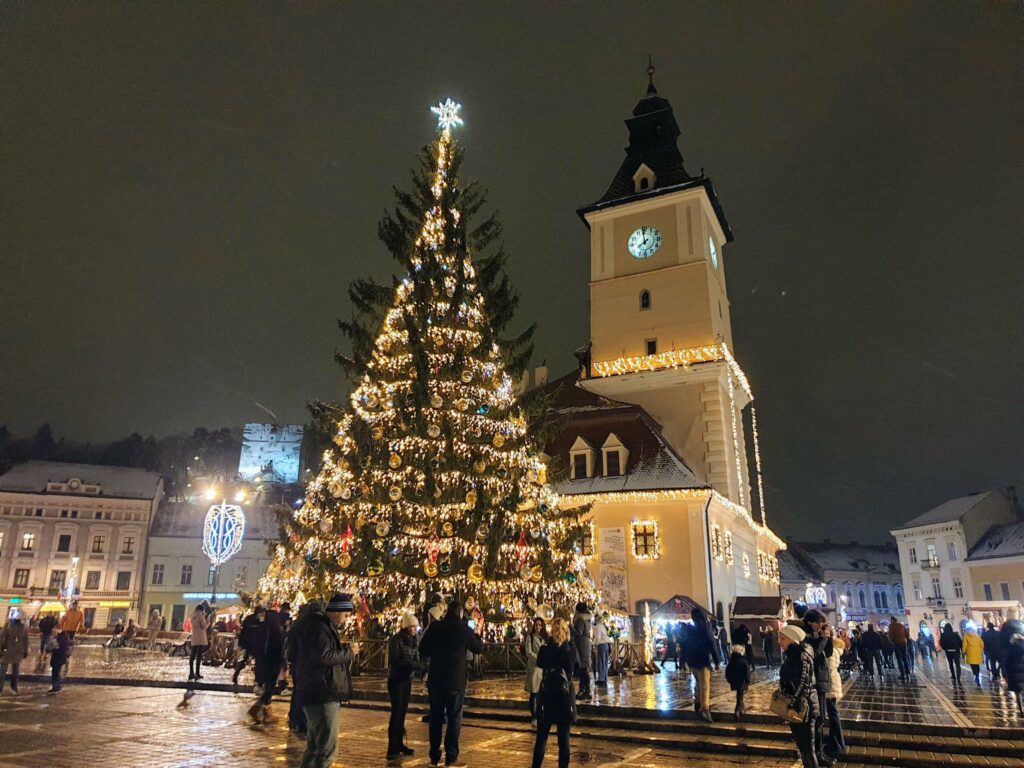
top-left (639, 290), bottom-right (651, 310)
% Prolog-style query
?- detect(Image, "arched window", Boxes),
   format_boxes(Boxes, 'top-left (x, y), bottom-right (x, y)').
top-left (639, 177), bottom-right (650, 190)
top-left (858, 587), bottom-right (866, 608)
top-left (881, 592), bottom-right (889, 610)
top-left (895, 587), bottom-right (904, 610)
top-left (640, 290), bottom-right (651, 310)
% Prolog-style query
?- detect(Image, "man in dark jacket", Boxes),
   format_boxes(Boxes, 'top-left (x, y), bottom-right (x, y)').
top-left (387, 612), bottom-right (422, 760)
top-left (419, 600), bottom-right (483, 768)
top-left (860, 624), bottom-right (884, 678)
top-left (288, 594), bottom-right (358, 768)
top-left (982, 622), bottom-right (1003, 680)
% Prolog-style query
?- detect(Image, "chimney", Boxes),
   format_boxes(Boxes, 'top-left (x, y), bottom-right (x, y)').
top-left (534, 364), bottom-right (548, 387)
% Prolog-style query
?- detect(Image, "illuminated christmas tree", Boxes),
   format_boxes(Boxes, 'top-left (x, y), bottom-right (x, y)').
top-left (262, 101), bottom-right (594, 635)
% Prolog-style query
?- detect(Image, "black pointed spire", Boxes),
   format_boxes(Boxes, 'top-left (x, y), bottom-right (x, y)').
top-left (646, 55), bottom-right (657, 96)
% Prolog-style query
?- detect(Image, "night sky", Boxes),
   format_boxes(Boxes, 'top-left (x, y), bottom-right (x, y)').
top-left (2, 3), bottom-right (1021, 542)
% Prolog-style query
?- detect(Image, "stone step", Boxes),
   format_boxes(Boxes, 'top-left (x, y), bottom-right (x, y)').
top-left (349, 699), bottom-right (1024, 760)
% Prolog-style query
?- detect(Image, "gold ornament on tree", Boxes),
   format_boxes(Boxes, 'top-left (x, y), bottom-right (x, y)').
top-left (388, 453), bottom-right (402, 469)
top-left (467, 563), bottom-right (485, 583)
top-left (389, 486), bottom-right (403, 501)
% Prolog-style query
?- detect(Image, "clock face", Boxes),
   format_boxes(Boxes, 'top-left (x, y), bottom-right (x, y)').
top-left (627, 226), bottom-right (662, 259)
top-left (709, 237), bottom-right (719, 269)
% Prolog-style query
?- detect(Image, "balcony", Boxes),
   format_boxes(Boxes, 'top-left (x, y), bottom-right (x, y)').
top-left (926, 596), bottom-right (945, 606)
top-left (920, 559), bottom-right (941, 570)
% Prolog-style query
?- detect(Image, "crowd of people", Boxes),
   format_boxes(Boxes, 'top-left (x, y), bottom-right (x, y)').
top-left (3, 593), bottom-right (1022, 768)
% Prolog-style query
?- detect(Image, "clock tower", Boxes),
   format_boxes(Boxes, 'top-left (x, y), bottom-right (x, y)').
top-left (577, 66), bottom-right (760, 514)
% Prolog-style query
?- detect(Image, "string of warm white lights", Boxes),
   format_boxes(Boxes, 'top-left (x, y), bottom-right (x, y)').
top-left (258, 101), bottom-right (597, 633)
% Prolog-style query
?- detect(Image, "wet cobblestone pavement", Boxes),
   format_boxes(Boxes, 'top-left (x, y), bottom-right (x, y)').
top-left (0, 683), bottom-right (807, 768)
top-left (34, 644), bottom-right (1024, 729)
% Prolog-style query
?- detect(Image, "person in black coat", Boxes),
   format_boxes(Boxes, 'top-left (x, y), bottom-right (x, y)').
top-left (725, 644), bottom-right (752, 721)
top-left (684, 608), bottom-right (721, 722)
top-left (798, 609), bottom-right (836, 766)
top-left (982, 622), bottom-right (1002, 680)
top-left (859, 624), bottom-right (884, 677)
top-left (419, 600), bottom-right (484, 768)
top-left (532, 617), bottom-right (580, 768)
top-left (239, 605), bottom-right (285, 724)
top-left (386, 612), bottom-right (422, 760)
top-left (46, 631), bottom-right (73, 694)
top-left (939, 623), bottom-right (963, 683)
top-left (778, 624), bottom-right (820, 768)
top-left (288, 595), bottom-right (358, 768)
top-left (1001, 625), bottom-right (1024, 716)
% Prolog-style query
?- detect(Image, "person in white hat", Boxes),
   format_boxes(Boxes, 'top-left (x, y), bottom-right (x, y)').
top-left (387, 611), bottom-right (422, 760)
top-left (777, 623), bottom-right (820, 768)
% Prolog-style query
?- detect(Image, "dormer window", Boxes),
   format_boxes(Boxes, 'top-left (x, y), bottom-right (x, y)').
top-left (632, 163), bottom-right (656, 194)
top-left (639, 290), bottom-right (651, 310)
top-left (569, 437), bottom-right (596, 480)
top-left (601, 433), bottom-right (629, 477)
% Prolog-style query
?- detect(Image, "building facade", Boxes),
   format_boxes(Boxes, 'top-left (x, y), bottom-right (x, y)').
top-left (534, 69), bottom-right (783, 627)
top-left (0, 461), bottom-right (163, 627)
top-left (779, 540), bottom-right (903, 626)
top-left (142, 500), bottom-right (278, 630)
top-left (891, 488), bottom-right (1023, 635)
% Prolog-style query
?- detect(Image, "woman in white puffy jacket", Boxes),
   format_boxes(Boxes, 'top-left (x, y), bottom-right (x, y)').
top-left (824, 630), bottom-right (847, 758)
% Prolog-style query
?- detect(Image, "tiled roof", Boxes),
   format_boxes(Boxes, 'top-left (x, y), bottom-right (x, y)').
top-left (0, 461), bottom-right (163, 500)
top-left (967, 521), bottom-right (1024, 561)
top-left (892, 491), bottom-right (996, 531)
top-left (534, 372), bottom-right (705, 495)
top-left (150, 500), bottom-right (282, 540)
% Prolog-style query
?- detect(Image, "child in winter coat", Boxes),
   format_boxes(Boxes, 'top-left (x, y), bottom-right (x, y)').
top-left (725, 644), bottom-right (752, 721)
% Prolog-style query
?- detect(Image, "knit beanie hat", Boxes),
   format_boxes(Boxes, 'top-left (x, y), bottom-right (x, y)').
top-left (326, 593), bottom-right (354, 613)
top-left (779, 625), bottom-right (806, 645)
top-left (400, 612), bottom-right (420, 629)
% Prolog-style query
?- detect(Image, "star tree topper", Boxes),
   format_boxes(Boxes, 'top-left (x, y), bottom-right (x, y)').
top-left (431, 98), bottom-right (463, 132)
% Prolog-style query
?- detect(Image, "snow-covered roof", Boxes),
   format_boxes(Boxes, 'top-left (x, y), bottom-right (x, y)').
top-left (534, 371), bottom-right (705, 496)
top-left (0, 461), bottom-right (163, 501)
top-left (892, 491), bottom-right (995, 531)
top-left (151, 500), bottom-right (281, 540)
top-left (778, 549), bottom-right (818, 583)
top-left (967, 521), bottom-right (1024, 561)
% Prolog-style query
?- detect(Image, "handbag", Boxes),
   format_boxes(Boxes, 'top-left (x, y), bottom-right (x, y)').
top-left (769, 688), bottom-right (809, 723)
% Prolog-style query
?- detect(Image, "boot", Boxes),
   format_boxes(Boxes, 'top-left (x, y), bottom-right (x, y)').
top-left (247, 701), bottom-right (265, 724)
top-left (262, 705), bottom-right (278, 724)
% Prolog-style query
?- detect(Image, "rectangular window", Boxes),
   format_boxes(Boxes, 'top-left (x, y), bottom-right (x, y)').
top-left (983, 583), bottom-right (992, 601)
top-left (580, 528), bottom-right (593, 558)
top-left (947, 542), bottom-right (958, 561)
top-left (57, 534), bottom-right (72, 552)
top-left (645, 338), bottom-right (657, 356)
top-left (931, 577), bottom-right (941, 598)
top-left (115, 571), bottom-right (131, 590)
top-left (631, 521), bottom-right (659, 559)
top-left (85, 571), bottom-right (100, 590)
top-left (710, 524), bottom-right (723, 561)
top-left (912, 578), bottom-right (922, 601)
top-left (605, 451), bottom-right (621, 477)
top-left (121, 537), bottom-right (135, 555)
top-left (925, 543), bottom-right (938, 567)
top-left (21, 532), bottom-right (35, 551)
top-left (70, 510), bottom-right (78, 518)
top-left (60, 509), bottom-right (68, 518)
top-left (908, 547), bottom-right (917, 564)
top-left (1000, 582), bottom-right (1010, 600)
top-left (13, 568), bottom-right (30, 588)
top-left (572, 453), bottom-right (588, 480)
top-left (151, 563), bottom-right (165, 585)
top-left (92, 535), bottom-right (105, 553)
top-left (207, 566), bottom-right (218, 586)
top-left (0, 531), bottom-right (5, 551)
top-left (49, 570), bottom-right (67, 590)
top-left (724, 531), bottom-right (734, 565)
top-left (952, 576), bottom-right (963, 599)
top-left (236, 564), bottom-right (248, 585)
top-left (180, 564), bottom-right (193, 585)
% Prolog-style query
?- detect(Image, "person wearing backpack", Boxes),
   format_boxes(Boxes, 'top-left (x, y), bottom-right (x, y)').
top-left (532, 618), bottom-right (580, 768)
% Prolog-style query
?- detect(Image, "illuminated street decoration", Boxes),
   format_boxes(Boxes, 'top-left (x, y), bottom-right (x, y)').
top-left (203, 503), bottom-right (246, 567)
top-left (430, 98), bottom-right (463, 132)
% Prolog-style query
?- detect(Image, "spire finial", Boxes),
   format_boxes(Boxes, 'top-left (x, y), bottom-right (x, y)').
top-left (646, 55), bottom-right (657, 96)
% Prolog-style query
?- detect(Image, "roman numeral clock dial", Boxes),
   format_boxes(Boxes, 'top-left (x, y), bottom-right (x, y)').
top-left (627, 226), bottom-right (662, 259)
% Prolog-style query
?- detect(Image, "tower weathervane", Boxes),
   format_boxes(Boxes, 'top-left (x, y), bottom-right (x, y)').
top-left (646, 55), bottom-right (657, 95)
